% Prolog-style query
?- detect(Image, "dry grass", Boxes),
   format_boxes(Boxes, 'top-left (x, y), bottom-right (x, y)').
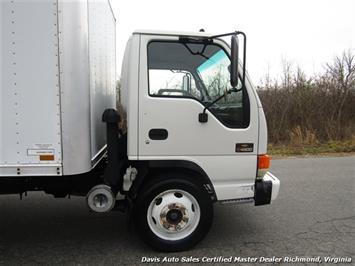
top-left (289, 126), bottom-right (318, 146)
top-left (268, 137), bottom-right (355, 157)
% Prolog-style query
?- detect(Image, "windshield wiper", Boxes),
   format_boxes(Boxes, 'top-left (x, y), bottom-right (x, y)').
top-left (206, 87), bottom-right (243, 110)
top-left (199, 87), bottom-right (243, 123)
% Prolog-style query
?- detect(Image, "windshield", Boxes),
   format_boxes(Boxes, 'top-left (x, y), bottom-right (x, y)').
top-left (147, 41), bottom-right (249, 128)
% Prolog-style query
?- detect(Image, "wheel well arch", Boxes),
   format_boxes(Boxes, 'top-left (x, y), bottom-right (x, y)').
top-left (129, 160), bottom-right (217, 202)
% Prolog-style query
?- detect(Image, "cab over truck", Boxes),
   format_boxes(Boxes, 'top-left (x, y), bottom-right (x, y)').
top-left (0, 0), bottom-right (280, 251)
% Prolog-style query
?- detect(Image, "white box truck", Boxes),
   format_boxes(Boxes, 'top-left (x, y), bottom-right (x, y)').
top-left (1, 0), bottom-right (280, 251)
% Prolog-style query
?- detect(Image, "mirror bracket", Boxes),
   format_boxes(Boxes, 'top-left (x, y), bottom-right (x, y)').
top-left (198, 112), bottom-right (208, 123)
top-left (197, 30), bottom-right (247, 124)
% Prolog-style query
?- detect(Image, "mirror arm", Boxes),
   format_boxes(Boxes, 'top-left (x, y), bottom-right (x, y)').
top-left (210, 31), bottom-right (247, 89)
top-left (199, 92), bottom-right (227, 123)
top-left (198, 87), bottom-right (243, 123)
top-left (210, 31), bottom-right (238, 38)
top-left (239, 32), bottom-right (247, 90)
top-left (202, 92), bottom-right (227, 114)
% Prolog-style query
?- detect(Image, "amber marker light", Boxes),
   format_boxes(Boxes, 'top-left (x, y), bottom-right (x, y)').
top-left (257, 154), bottom-right (270, 179)
top-left (40, 155), bottom-right (55, 161)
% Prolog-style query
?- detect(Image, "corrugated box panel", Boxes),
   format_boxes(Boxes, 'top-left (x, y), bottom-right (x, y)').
top-left (0, 0), bottom-right (62, 176)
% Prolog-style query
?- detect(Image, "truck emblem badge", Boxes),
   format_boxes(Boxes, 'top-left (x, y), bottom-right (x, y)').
top-left (235, 143), bottom-right (254, 152)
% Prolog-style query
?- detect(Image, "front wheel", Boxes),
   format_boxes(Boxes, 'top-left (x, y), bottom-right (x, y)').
top-left (133, 176), bottom-right (213, 252)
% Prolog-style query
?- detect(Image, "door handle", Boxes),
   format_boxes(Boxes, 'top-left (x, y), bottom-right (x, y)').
top-left (149, 129), bottom-right (168, 140)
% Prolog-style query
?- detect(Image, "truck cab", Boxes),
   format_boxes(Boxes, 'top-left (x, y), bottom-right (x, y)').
top-left (106, 30), bottom-right (280, 251)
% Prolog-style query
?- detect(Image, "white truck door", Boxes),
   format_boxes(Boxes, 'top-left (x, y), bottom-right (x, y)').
top-left (137, 34), bottom-right (260, 200)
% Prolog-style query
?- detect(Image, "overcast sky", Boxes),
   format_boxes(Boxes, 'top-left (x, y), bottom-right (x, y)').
top-left (110, 0), bottom-right (355, 84)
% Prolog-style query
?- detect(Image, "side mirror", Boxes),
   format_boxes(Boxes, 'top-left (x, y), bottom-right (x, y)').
top-left (230, 35), bottom-right (239, 88)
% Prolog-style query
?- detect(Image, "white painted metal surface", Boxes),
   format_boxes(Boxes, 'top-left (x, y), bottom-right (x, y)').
top-left (135, 155), bottom-right (256, 201)
top-left (0, 0), bottom-right (116, 177)
top-left (88, 0), bottom-right (116, 164)
top-left (0, 0), bottom-right (62, 176)
top-left (57, 0), bottom-right (91, 175)
top-left (120, 35), bottom-right (140, 160)
top-left (133, 34), bottom-right (259, 201)
top-left (258, 107), bottom-right (268, 155)
top-left (263, 171), bottom-right (280, 202)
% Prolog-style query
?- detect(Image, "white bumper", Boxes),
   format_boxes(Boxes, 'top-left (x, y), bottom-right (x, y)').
top-left (263, 171), bottom-right (280, 202)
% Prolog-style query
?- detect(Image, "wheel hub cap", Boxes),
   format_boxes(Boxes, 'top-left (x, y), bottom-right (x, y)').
top-left (160, 203), bottom-right (188, 231)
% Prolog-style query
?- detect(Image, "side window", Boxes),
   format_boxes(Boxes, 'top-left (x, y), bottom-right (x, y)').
top-left (147, 41), bottom-right (249, 128)
top-left (149, 69), bottom-right (201, 99)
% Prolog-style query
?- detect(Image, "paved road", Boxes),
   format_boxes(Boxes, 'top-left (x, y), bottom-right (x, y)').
top-left (0, 156), bottom-right (354, 265)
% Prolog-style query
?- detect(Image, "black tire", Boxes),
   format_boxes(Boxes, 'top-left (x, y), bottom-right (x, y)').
top-left (133, 174), bottom-right (213, 252)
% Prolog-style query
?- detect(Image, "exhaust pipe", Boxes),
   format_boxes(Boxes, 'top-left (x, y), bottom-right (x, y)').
top-left (102, 108), bottom-right (128, 194)
top-left (102, 108), bottom-right (121, 188)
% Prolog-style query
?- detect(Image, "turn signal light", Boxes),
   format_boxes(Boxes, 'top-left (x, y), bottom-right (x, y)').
top-left (257, 154), bottom-right (270, 179)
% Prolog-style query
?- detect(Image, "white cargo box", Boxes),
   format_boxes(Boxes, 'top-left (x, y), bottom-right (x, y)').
top-left (0, 0), bottom-right (116, 176)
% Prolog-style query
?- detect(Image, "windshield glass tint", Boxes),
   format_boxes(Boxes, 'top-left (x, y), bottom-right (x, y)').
top-left (197, 50), bottom-right (239, 100)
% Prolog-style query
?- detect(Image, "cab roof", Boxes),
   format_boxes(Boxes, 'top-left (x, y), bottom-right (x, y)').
top-left (133, 29), bottom-right (214, 38)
